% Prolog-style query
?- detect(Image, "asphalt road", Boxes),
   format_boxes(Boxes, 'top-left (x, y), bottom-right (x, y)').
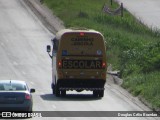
top-left (117, 0), bottom-right (160, 29)
top-left (0, 0), bottom-right (158, 120)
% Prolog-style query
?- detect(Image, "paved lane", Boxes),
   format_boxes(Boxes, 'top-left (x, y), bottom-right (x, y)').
top-left (117, 0), bottom-right (160, 29)
top-left (0, 0), bottom-right (157, 120)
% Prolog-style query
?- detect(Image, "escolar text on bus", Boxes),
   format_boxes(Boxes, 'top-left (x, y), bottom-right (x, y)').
top-left (62, 60), bottom-right (102, 69)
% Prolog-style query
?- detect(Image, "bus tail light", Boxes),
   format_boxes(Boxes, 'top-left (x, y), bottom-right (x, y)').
top-left (80, 32), bottom-right (84, 36)
top-left (102, 62), bottom-right (106, 68)
top-left (58, 61), bottom-right (62, 68)
top-left (101, 73), bottom-right (106, 77)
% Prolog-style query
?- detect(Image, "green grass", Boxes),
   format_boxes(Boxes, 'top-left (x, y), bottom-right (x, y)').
top-left (123, 72), bottom-right (160, 109)
top-left (43, 0), bottom-right (160, 109)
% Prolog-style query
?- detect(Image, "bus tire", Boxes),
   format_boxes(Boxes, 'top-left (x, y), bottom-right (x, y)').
top-left (61, 90), bottom-right (66, 97)
top-left (52, 88), bottom-right (56, 95)
top-left (56, 87), bottom-right (60, 97)
top-left (93, 90), bottom-right (98, 97)
top-left (98, 90), bottom-right (104, 97)
top-left (51, 84), bottom-right (56, 95)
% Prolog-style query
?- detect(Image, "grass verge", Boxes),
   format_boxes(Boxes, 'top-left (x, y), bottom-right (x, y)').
top-left (43, 0), bottom-right (160, 110)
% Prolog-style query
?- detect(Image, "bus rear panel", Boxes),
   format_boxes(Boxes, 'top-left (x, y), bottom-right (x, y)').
top-left (53, 29), bottom-right (107, 97)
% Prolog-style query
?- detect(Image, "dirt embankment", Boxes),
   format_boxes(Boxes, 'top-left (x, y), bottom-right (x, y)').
top-left (24, 0), bottom-right (65, 34)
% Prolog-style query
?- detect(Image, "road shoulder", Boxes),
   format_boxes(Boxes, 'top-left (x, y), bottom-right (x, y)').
top-left (23, 0), bottom-right (65, 34)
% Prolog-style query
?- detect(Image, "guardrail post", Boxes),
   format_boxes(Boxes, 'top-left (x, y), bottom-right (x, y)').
top-left (40, 0), bottom-right (44, 4)
top-left (110, 0), bottom-right (113, 6)
top-left (121, 3), bottom-right (123, 17)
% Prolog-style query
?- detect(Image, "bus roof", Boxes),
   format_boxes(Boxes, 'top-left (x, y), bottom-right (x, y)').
top-left (55, 28), bottom-right (103, 40)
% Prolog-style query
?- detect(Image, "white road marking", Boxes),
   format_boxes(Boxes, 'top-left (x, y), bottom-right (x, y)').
top-left (13, 61), bottom-right (18, 65)
top-left (1, 43), bottom-right (4, 46)
top-left (52, 104), bottom-right (57, 109)
top-left (30, 81), bottom-right (35, 85)
top-left (22, 71), bottom-right (26, 75)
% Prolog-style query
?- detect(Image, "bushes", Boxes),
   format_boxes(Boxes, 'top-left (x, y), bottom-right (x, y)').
top-left (120, 41), bottom-right (160, 76)
top-left (123, 72), bottom-right (160, 109)
top-left (141, 42), bottom-right (160, 72)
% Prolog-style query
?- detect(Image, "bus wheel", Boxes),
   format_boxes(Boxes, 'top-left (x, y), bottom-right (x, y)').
top-left (53, 86), bottom-right (57, 95)
top-left (56, 87), bottom-right (60, 97)
top-left (98, 90), bottom-right (104, 97)
top-left (52, 89), bottom-right (55, 95)
top-left (51, 84), bottom-right (56, 95)
top-left (93, 90), bottom-right (98, 97)
top-left (61, 90), bottom-right (66, 97)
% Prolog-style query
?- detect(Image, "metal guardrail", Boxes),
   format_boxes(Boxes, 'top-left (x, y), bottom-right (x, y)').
top-left (107, 71), bottom-right (120, 76)
top-left (103, 3), bottom-right (123, 17)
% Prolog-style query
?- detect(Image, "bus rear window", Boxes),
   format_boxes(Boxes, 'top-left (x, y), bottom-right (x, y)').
top-left (59, 33), bottom-right (105, 56)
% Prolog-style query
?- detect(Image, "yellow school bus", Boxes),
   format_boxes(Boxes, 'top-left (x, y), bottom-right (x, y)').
top-left (47, 28), bottom-right (107, 97)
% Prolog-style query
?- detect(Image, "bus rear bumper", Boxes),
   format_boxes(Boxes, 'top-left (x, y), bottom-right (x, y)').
top-left (57, 79), bottom-right (106, 91)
